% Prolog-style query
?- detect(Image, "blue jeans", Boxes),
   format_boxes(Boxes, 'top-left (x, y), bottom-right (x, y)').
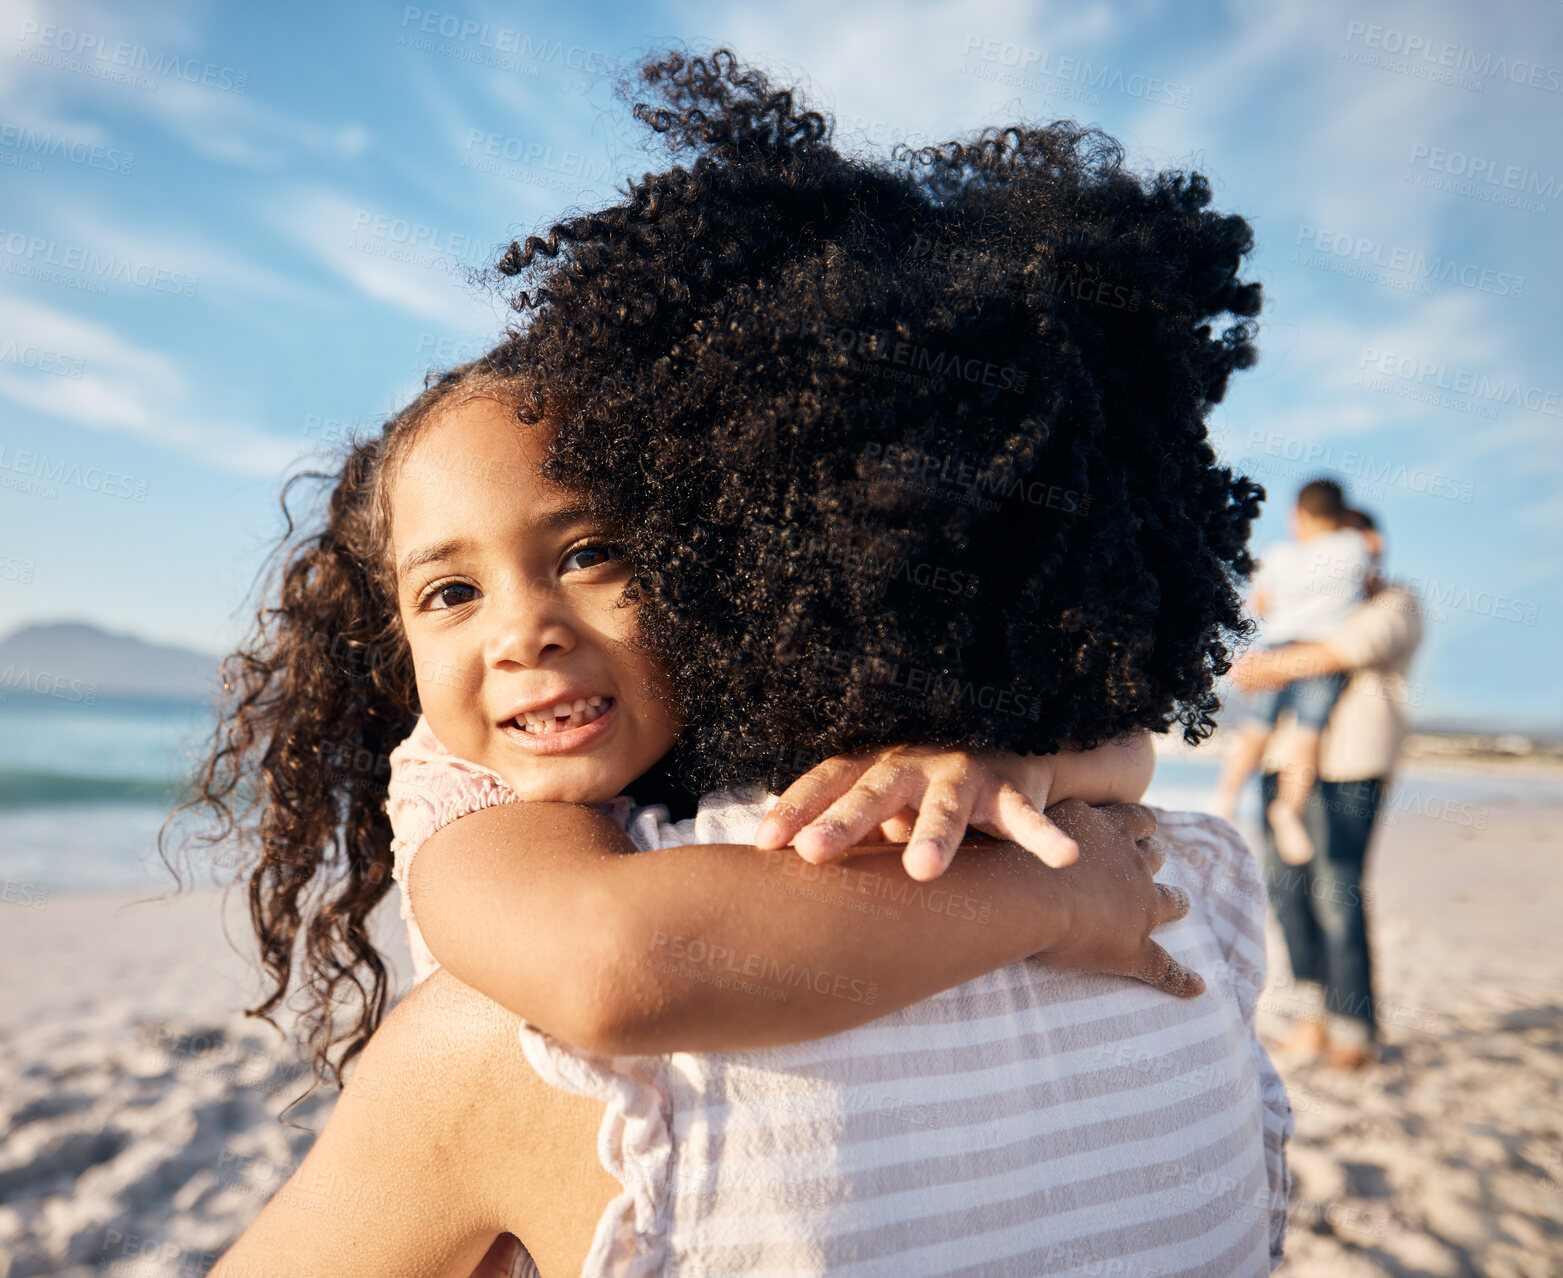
top-left (1258, 773), bottom-right (1381, 1041)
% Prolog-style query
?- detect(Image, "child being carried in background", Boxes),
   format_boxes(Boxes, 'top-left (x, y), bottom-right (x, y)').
top-left (1215, 478), bottom-right (1370, 863)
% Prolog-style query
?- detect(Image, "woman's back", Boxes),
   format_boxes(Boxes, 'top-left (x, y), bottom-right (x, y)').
top-left (471, 791), bottom-right (1291, 1277)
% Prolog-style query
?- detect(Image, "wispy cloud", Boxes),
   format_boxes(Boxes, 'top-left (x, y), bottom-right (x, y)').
top-left (0, 295), bottom-right (297, 474)
top-left (51, 208), bottom-right (323, 305)
top-left (135, 80), bottom-right (370, 172)
top-left (268, 186), bottom-right (508, 329)
top-left (663, 0), bottom-right (1116, 154)
top-left (1, 0), bottom-right (367, 172)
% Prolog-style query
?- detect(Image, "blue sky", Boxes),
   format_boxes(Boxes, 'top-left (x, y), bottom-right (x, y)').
top-left (0, 0), bottom-right (1558, 731)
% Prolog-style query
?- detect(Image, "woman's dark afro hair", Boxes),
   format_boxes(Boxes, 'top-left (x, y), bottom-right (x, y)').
top-left (494, 45), bottom-right (1265, 795)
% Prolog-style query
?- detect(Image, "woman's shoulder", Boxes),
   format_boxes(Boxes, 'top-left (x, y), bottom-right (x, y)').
top-left (1143, 806), bottom-right (1264, 899)
top-left (1144, 806), bottom-right (1270, 1008)
top-left (1141, 806), bottom-right (1265, 914)
top-left (263, 969), bottom-right (615, 1277)
top-left (390, 972), bottom-right (619, 1272)
top-left (1144, 805), bottom-right (1251, 857)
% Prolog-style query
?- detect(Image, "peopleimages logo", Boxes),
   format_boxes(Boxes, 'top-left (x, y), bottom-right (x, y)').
top-left (16, 21), bottom-right (249, 93)
top-left (0, 445), bottom-right (150, 501)
top-left (0, 339), bottom-right (85, 379)
top-left (397, 7), bottom-right (618, 73)
top-left (861, 442), bottom-right (1090, 516)
top-left (960, 35), bottom-right (1194, 108)
top-left (810, 644), bottom-right (1042, 720)
top-left (1407, 144), bottom-right (1562, 201)
top-left (745, 518), bottom-right (981, 598)
top-left (796, 318), bottom-right (1030, 394)
top-left (1343, 21), bottom-right (1563, 93)
top-left (1241, 429), bottom-right (1475, 504)
top-left (0, 228), bottom-right (199, 297)
top-left (0, 122), bottom-right (134, 175)
top-left (347, 210), bottom-right (486, 257)
top-left (1358, 348), bottom-right (1563, 419)
top-left (0, 664), bottom-right (98, 704)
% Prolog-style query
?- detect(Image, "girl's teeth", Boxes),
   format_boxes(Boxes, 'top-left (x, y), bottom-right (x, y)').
top-left (513, 696), bottom-right (613, 736)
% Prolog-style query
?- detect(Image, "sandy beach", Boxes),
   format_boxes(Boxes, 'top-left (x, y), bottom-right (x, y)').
top-left (2, 763), bottom-right (1561, 1277)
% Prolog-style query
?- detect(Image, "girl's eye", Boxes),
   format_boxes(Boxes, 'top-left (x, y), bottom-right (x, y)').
top-left (562, 543), bottom-right (619, 573)
top-left (420, 581), bottom-right (478, 611)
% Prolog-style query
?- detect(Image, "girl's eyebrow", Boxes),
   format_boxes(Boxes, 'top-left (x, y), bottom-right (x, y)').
top-left (395, 508), bottom-right (598, 582)
top-left (397, 536), bottom-right (474, 582)
top-left (537, 503), bottom-right (596, 531)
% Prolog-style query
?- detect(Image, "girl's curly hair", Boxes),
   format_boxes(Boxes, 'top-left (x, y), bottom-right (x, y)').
top-left (163, 43), bottom-right (1264, 1082)
top-left (498, 45), bottom-right (1264, 794)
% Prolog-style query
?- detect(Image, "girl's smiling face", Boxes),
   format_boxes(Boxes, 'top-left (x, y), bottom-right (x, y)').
top-left (389, 395), bottom-right (681, 803)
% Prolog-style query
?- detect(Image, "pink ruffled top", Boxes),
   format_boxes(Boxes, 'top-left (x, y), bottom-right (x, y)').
top-left (385, 714), bottom-right (688, 985)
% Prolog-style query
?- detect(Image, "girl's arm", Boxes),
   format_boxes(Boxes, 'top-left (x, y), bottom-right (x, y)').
top-left (409, 793), bottom-right (1198, 1056)
top-left (1046, 732), bottom-right (1156, 804)
top-left (1230, 639), bottom-right (1343, 691)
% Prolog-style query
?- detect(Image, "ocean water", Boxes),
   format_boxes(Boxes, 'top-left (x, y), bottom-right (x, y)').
top-left (2, 692), bottom-right (1559, 895)
top-left (0, 691), bottom-right (224, 894)
top-left (1142, 757), bottom-right (1227, 816)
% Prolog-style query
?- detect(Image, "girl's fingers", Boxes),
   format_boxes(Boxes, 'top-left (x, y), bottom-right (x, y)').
top-left (973, 785), bottom-right (1080, 868)
top-left (792, 759), bottom-right (923, 863)
top-left (1137, 942), bottom-right (1206, 999)
top-left (754, 754), bottom-right (874, 849)
top-left (879, 807), bottom-right (918, 843)
top-left (901, 780), bottom-right (979, 881)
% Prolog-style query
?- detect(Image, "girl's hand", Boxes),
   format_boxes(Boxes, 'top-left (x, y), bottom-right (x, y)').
top-left (752, 744), bottom-right (1078, 881)
top-left (1037, 800), bottom-right (1205, 998)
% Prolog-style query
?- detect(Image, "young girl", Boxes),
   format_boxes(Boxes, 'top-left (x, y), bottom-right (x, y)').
top-left (385, 359), bottom-right (1188, 1052)
top-left (175, 350), bottom-right (1194, 1082)
top-left (195, 45), bottom-right (1283, 1276)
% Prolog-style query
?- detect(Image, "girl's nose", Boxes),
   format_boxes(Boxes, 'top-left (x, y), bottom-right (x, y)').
top-left (482, 577), bottom-right (576, 667)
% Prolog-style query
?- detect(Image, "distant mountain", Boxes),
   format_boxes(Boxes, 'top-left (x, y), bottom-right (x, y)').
top-left (0, 621), bottom-right (222, 700)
